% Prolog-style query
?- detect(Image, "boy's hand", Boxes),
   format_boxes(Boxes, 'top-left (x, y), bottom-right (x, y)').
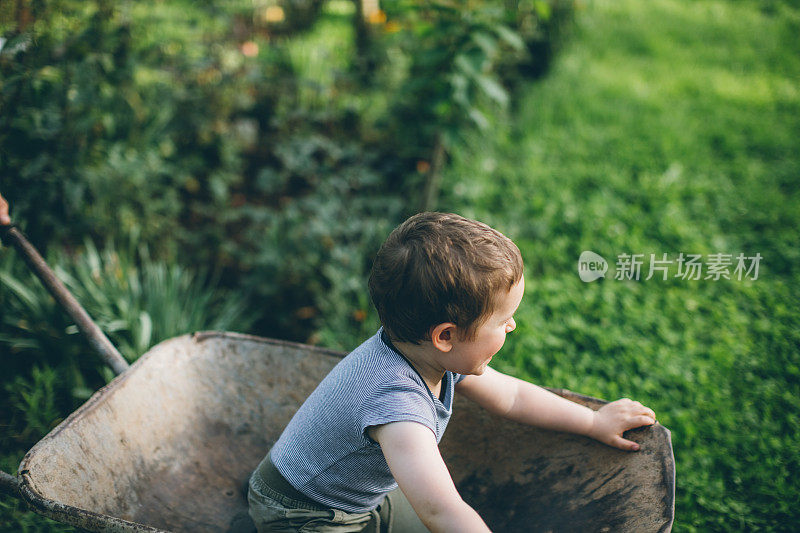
top-left (0, 193), bottom-right (10, 225)
top-left (587, 398), bottom-right (656, 451)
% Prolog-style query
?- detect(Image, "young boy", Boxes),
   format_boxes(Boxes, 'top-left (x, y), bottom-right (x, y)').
top-left (248, 212), bottom-right (657, 532)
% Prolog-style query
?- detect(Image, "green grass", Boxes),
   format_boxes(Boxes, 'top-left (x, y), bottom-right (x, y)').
top-left (439, 0), bottom-right (800, 530)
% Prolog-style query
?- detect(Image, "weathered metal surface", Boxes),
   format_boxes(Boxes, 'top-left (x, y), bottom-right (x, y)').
top-left (440, 390), bottom-right (675, 532)
top-left (18, 331), bottom-right (674, 532)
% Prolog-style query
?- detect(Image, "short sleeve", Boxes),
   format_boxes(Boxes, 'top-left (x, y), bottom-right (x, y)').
top-left (356, 382), bottom-right (437, 443)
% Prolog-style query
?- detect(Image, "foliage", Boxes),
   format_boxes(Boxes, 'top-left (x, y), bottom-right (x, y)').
top-left (0, 237), bottom-right (254, 365)
top-left (500, 0), bottom-right (575, 82)
top-left (363, 0), bottom-right (573, 209)
top-left (228, 125), bottom-right (404, 345)
top-left (0, 0), bottom-right (571, 344)
top-left (5, 365), bottom-right (61, 444)
top-left (384, 2), bottom-right (524, 137)
top-left (2, 1), bottom-right (162, 249)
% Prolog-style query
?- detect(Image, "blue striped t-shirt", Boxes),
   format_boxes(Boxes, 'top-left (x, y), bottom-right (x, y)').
top-left (269, 327), bottom-right (465, 513)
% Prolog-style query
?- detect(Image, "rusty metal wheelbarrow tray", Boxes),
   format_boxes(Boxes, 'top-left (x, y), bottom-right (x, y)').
top-left (17, 330), bottom-right (675, 532)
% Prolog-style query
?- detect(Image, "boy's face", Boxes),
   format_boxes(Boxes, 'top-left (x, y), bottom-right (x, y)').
top-left (440, 276), bottom-right (525, 376)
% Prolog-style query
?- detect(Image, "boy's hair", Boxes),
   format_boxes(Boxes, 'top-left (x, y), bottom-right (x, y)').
top-left (368, 212), bottom-right (523, 344)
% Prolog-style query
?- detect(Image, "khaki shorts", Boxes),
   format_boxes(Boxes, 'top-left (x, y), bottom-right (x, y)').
top-left (247, 457), bottom-right (428, 533)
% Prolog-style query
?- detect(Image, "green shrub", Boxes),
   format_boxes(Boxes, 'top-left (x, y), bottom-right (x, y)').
top-left (229, 127), bottom-right (403, 346)
top-left (1, 0), bottom-right (574, 347)
top-left (0, 235), bottom-right (254, 437)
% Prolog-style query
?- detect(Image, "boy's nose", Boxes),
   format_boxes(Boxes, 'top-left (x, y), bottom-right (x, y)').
top-left (506, 318), bottom-right (516, 332)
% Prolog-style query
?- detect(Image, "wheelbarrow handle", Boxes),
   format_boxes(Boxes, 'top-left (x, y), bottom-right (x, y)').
top-left (0, 470), bottom-right (20, 498)
top-left (0, 193), bottom-right (130, 375)
top-left (0, 193), bottom-right (131, 500)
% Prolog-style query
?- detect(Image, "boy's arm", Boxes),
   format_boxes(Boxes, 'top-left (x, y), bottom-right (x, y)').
top-left (368, 421), bottom-right (491, 533)
top-left (456, 367), bottom-right (656, 451)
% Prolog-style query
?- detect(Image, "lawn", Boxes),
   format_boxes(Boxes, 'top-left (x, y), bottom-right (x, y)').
top-left (435, 0), bottom-right (800, 530)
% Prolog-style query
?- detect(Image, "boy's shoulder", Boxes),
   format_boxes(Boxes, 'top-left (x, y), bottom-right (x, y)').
top-left (325, 329), bottom-right (428, 393)
top-left (338, 329), bottom-right (409, 377)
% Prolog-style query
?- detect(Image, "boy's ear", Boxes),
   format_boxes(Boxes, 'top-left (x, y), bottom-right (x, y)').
top-left (430, 323), bottom-right (457, 352)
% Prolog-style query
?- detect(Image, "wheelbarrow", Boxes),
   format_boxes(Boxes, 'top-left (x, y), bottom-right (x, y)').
top-left (0, 196), bottom-right (675, 532)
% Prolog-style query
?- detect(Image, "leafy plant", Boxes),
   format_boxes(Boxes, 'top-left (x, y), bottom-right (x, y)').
top-left (56, 238), bottom-right (255, 361)
top-left (229, 127), bottom-right (404, 346)
top-left (4, 365), bottom-right (62, 443)
top-left (0, 235), bottom-right (254, 438)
